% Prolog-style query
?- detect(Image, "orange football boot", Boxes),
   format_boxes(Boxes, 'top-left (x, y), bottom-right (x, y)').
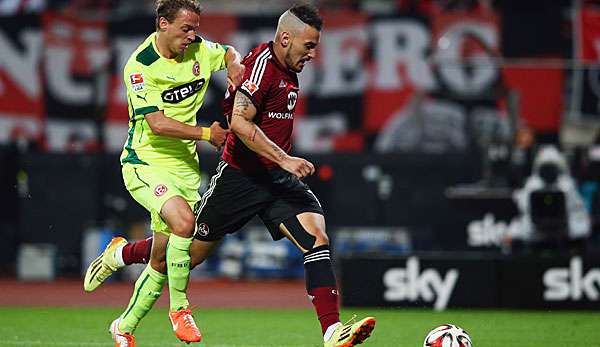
top-left (168, 308), bottom-right (202, 343)
top-left (109, 318), bottom-right (135, 347)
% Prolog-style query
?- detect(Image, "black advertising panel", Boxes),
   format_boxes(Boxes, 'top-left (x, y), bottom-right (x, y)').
top-left (340, 254), bottom-right (498, 310)
top-left (499, 256), bottom-right (600, 310)
top-left (340, 254), bottom-right (600, 310)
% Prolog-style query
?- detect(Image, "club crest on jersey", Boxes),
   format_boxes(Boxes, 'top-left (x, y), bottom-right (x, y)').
top-left (241, 80), bottom-right (259, 95)
top-left (154, 184), bottom-right (168, 197)
top-left (197, 223), bottom-right (210, 236)
top-left (192, 61), bottom-right (200, 76)
top-left (287, 91), bottom-right (298, 111)
top-left (162, 78), bottom-right (206, 103)
top-left (130, 73), bottom-right (145, 91)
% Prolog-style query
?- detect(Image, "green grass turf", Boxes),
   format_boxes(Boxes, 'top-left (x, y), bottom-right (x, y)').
top-left (1, 307), bottom-right (599, 346)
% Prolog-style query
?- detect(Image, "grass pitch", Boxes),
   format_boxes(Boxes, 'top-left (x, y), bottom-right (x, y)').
top-left (1, 307), bottom-right (598, 346)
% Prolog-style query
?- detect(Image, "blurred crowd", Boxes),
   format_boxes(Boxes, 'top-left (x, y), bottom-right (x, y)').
top-left (3, 0), bottom-right (600, 258)
top-left (0, 0), bottom-right (500, 16)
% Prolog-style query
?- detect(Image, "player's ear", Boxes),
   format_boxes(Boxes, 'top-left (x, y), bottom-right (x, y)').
top-left (281, 32), bottom-right (290, 47)
top-left (158, 16), bottom-right (169, 31)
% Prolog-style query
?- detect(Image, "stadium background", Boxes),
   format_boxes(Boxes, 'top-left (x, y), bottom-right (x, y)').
top-left (1, 1), bottom-right (600, 345)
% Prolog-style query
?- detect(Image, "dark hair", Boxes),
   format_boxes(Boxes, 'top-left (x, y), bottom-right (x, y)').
top-left (289, 3), bottom-right (323, 31)
top-left (155, 0), bottom-right (203, 29)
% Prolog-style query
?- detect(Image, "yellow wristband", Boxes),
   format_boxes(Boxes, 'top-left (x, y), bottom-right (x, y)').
top-left (201, 127), bottom-right (211, 142)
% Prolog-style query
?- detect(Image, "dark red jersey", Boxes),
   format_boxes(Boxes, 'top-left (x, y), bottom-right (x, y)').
top-left (222, 42), bottom-right (299, 172)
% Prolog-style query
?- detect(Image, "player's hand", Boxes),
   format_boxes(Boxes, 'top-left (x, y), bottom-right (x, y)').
top-left (280, 155), bottom-right (315, 179)
top-left (226, 62), bottom-right (245, 90)
top-left (209, 121), bottom-right (229, 151)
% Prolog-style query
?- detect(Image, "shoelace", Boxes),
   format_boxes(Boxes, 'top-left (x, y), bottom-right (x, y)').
top-left (183, 313), bottom-right (195, 328)
top-left (96, 264), bottom-right (114, 282)
top-left (343, 314), bottom-right (357, 327)
top-left (179, 310), bottom-right (199, 331)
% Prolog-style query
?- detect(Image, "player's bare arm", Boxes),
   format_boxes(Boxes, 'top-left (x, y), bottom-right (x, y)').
top-left (225, 47), bottom-right (244, 88)
top-left (229, 91), bottom-right (315, 178)
top-left (145, 110), bottom-right (228, 148)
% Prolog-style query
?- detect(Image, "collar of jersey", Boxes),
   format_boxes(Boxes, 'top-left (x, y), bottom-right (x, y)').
top-left (151, 32), bottom-right (184, 64)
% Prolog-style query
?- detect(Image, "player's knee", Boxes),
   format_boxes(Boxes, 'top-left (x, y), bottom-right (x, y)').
top-left (150, 258), bottom-right (167, 274)
top-left (170, 213), bottom-right (196, 237)
top-left (312, 227), bottom-right (329, 247)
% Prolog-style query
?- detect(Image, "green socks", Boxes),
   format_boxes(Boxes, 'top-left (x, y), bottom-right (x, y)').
top-left (117, 233), bottom-right (193, 333)
top-left (166, 233), bottom-right (193, 311)
top-left (120, 265), bottom-right (166, 333)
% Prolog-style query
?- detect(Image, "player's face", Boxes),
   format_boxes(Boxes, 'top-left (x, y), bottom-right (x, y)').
top-left (163, 9), bottom-right (200, 57)
top-left (285, 25), bottom-right (320, 73)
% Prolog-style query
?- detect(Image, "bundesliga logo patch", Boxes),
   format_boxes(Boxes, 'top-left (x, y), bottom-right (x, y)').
top-left (130, 73), bottom-right (145, 92)
top-left (154, 184), bottom-right (168, 197)
top-left (241, 80), bottom-right (259, 95)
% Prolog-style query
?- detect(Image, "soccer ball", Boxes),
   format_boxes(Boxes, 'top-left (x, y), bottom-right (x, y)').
top-left (423, 324), bottom-right (472, 347)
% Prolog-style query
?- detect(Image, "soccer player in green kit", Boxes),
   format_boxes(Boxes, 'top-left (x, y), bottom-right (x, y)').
top-left (83, 0), bottom-right (244, 345)
top-left (87, 4), bottom-right (376, 347)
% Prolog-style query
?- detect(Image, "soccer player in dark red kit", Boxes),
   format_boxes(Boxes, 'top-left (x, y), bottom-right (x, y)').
top-left (85, 4), bottom-right (375, 346)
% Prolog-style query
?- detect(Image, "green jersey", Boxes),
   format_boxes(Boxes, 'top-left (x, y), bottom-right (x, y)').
top-left (120, 32), bottom-right (227, 170)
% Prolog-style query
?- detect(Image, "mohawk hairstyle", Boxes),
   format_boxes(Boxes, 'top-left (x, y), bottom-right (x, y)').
top-left (289, 3), bottom-right (323, 31)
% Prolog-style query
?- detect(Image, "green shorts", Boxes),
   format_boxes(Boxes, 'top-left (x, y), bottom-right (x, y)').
top-left (122, 164), bottom-right (200, 235)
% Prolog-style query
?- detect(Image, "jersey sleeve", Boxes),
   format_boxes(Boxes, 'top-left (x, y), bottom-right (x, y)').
top-left (202, 39), bottom-right (228, 72)
top-left (238, 59), bottom-right (273, 110)
top-left (124, 61), bottom-right (164, 120)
